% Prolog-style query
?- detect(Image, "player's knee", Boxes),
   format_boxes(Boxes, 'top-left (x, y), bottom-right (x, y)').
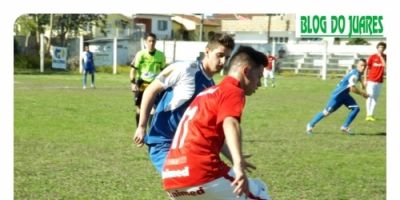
top-left (322, 109), bottom-right (330, 116)
top-left (351, 106), bottom-right (360, 113)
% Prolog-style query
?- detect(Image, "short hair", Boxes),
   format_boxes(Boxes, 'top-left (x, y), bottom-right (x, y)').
top-left (358, 58), bottom-right (367, 63)
top-left (376, 42), bottom-right (386, 49)
top-left (145, 32), bottom-right (157, 40)
top-left (228, 45), bottom-right (267, 70)
top-left (206, 33), bottom-right (235, 50)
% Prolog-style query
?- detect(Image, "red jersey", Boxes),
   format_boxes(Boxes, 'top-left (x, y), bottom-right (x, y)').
top-left (162, 76), bottom-right (245, 190)
top-left (265, 55), bottom-right (276, 70)
top-left (367, 53), bottom-right (386, 83)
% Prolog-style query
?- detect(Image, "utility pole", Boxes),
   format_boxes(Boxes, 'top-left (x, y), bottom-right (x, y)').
top-left (199, 14), bottom-right (204, 41)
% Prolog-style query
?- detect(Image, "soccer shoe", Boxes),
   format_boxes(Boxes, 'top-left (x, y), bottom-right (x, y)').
top-left (83, 85), bottom-right (86, 90)
top-left (366, 116), bottom-right (376, 122)
top-left (340, 127), bottom-right (354, 135)
top-left (90, 84), bottom-right (96, 89)
top-left (306, 124), bottom-right (313, 135)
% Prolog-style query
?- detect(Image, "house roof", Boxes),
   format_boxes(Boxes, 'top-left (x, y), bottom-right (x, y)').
top-left (212, 14), bottom-right (268, 20)
top-left (173, 14), bottom-right (220, 26)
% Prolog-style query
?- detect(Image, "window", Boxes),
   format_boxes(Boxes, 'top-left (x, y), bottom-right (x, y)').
top-left (157, 20), bottom-right (168, 31)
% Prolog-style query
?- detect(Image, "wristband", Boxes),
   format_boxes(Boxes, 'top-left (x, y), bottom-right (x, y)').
top-left (130, 79), bottom-right (136, 84)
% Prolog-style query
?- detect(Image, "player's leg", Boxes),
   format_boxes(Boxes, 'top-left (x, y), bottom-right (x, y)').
top-left (270, 70), bottom-right (275, 87)
top-left (263, 69), bottom-right (268, 87)
top-left (148, 142), bottom-right (171, 174)
top-left (369, 82), bottom-right (382, 120)
top-left (307, 97), bottom-right (340, 133)
top-left (82, 70), bottom-right (88, 89)
top-left (166, 170), bottom-right (271, 200)
top-left (90, 70), bottom-right (95, 88)
top-left (365, 81), bottom-right (375, 120)
top-left (341, 95), bottom-right (360, 134)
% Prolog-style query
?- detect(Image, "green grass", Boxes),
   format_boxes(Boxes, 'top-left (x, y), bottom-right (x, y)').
top-left (14, 73), bottom-right (386, 200)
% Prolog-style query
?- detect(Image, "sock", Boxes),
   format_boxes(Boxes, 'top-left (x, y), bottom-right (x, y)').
top-left (309, 112), bottom-right (325, 127)
top-left (343, 106), bottom-right (360, 128)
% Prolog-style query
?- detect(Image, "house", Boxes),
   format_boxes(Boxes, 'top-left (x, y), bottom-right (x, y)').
top-left (172, 14), bottom-right (221, 41)
top-left (132, 14), bottom-right (172, 40)
top-left (217, 13), bottom-right (296, 43)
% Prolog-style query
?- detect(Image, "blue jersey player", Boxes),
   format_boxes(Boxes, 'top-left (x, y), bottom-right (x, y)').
top-left (133, 33), bottom-right (235, 173)
top-left (307, 59), bottom-right (369, 135)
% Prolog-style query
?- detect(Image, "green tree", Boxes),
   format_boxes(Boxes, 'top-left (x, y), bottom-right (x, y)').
top-left (346, 38), bottom-right (370, 45)
top-left (53, 14), bottom-right (107, 45)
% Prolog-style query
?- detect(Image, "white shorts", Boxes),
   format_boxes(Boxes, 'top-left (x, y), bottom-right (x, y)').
top-left (263, 68), bottom-right (274, 79)
top-left (166, 169), bottom-right (271, 200)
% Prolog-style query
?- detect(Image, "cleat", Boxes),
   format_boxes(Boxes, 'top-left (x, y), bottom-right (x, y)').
top-left (83, 85), bottom-right (86, 89)
top-left (306, 124), bottom-right (313, 135)
top-left (341, 127), bottom-right (354, 135)
top-left (366, 116), bottom-right (376, 122)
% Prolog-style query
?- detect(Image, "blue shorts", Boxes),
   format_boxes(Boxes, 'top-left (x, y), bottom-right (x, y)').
top-left (148, 142), bottom-right (171, 173)
top-left (325, 93), bottom-right (357, 113)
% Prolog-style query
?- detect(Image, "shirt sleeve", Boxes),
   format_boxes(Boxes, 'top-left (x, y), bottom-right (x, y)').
top-left (348, 74), bottom-right (358, 87)
top-left (156, 63), bottom-right (186, 89)
top-left (217, 90), bottom-right (245, 125)
top-left (134, 51), bottom-right (142, 68)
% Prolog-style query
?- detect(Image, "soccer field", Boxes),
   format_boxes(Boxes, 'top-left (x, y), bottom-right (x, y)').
top-left (14, 73), bottom-right (386, 200)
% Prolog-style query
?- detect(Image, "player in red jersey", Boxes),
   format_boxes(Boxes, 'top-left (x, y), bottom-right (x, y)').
top-left (364, 42), bottom-right (386, 121)
top-left (162, 46), bottom-right (271, 200)
top-left (263, 51), bottom-right (276, 88)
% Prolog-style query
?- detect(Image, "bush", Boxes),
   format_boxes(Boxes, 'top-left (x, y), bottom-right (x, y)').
top-left (14, 55), bottom-right (52, 70)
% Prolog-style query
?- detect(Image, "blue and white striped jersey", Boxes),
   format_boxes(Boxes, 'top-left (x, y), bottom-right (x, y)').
top-left (145, 60), bottom-right (214, 144)
top-left (331, 69), bottom-right (360, 98)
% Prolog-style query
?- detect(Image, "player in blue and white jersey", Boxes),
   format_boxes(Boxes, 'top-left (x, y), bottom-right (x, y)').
top-left (133, 33), bottom-right (235, 173)
top-left (306, 59), bottom-right (369, 135)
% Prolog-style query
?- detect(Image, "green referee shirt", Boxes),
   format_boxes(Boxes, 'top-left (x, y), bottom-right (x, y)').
top-left (134, 49), bottom-right (166, 82)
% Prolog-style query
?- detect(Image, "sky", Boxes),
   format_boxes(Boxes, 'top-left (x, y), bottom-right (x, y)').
top-left (1, 0), bottom-right (398, 199)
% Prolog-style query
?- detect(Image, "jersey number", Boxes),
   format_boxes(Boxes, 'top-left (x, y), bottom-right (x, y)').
top-left (171, 106), bottom-right (198, 149)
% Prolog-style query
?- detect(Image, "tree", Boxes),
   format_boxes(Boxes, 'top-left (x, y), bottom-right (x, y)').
top-left (53, 14), bottom-right (107, 45)
top-left (346, 38), bottom-right (370, 45)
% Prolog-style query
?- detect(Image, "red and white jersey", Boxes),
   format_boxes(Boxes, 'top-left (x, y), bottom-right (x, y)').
top-left (367, 53), bottom-right (386, 83)
top-left (162, 76), bottom-right (245, 190)
top-left (265, 55), bottom-right (276, 70)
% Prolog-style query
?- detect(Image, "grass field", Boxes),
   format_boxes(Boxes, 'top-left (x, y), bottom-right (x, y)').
top-left (14, 73), bottom-right (386, 200)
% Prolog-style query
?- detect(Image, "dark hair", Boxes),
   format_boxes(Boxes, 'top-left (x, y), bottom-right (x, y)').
top-left (376, 41), bottom-right (386, 49)
top-left (358, 58), bottom-right (367, 63)
top-left (145, 32), bottom-right (157, 40)
top-left (228, 45), bottom-right (267, 69)
top-left (206, 33), bottom-right (235, 50)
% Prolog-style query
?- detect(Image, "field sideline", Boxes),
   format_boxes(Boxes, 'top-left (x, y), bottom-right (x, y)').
top-left (14, 73), bottom-right (386, 199)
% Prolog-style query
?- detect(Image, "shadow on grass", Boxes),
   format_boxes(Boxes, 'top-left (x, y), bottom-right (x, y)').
top-left (354, 132), bottom-right (386, 136)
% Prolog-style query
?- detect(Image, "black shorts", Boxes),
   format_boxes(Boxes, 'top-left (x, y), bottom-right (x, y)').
top-left (134, 80), bottom-right (151, 107)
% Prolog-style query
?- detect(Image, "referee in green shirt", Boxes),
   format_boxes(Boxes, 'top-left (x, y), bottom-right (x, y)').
top-left (130, 32), bottom-right (166, 126)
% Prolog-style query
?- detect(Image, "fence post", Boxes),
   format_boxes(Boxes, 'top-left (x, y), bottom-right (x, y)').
top-left (113, 36), bottom-right (117, 75)
top-left (172, 40), bottom-right (176, 63)
top-left (321, 40), bottom-right (328, 80)
top-left (79, 36), bottom-right (83, 73)
top-left (40, 33), bottom-right (44, 73)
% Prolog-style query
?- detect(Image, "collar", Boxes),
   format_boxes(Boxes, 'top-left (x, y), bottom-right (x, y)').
top-left (221, 76), bottom-right (241, 88)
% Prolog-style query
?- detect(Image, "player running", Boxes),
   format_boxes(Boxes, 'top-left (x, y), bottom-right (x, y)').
top-left (306, 59), bottom-right (369, 135)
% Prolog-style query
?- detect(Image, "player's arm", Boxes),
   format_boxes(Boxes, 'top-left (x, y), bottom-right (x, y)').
top-left (350, 86), bottom-right (368, 98)
top-left (221, 141), bottom-right (256, 173)
top-left (133, 79), bottom-right (165, 147)
top-left (130, 66), bottom-right (138, 92)
top-left (223, 116), bottom-right (249, 197)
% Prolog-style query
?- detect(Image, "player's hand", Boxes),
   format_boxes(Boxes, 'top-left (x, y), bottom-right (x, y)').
top-left (362, 92), bottom-right (369, 98)
top-left (131, 84), bottom-right (139, 92)
top-left (133, 126), bottom-right (146, 147)
top-left (231, 164), bottom-right (249, 198)
top-left (243, 154), bottom-right (257, 173)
